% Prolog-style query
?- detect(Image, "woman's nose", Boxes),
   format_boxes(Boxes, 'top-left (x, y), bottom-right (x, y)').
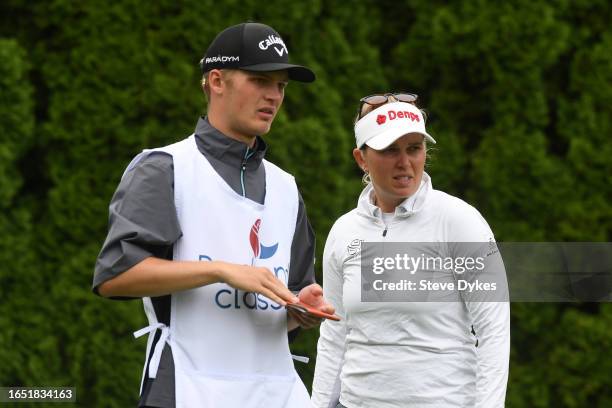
top-left (397, 152), bottom-right (411, 168)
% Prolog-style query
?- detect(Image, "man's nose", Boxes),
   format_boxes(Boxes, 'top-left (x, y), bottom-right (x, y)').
top-left (265, 85), bottom-right (283, 102)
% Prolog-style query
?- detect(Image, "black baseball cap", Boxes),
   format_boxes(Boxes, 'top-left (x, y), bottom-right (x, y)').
top-left (200, 22), bottom-right (315, 83)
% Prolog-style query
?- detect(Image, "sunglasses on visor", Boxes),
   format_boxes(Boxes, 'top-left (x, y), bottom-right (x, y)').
top-left (357, 92), bottom-right (418, 120)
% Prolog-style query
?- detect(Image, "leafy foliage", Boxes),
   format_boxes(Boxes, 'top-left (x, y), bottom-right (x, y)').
top-left (0, 0), bottom-right (610, 406)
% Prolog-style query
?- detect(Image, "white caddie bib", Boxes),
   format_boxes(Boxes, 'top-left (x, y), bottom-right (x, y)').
top-left (129, 135), bottom-right (311, 408)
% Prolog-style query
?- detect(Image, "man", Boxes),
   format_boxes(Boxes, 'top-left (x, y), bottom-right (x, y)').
top-left (93, 22), bottom-right (333, 408)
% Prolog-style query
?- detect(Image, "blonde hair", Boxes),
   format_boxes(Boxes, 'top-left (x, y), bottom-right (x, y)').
top-left (201, 73), bottom-right (210, 99)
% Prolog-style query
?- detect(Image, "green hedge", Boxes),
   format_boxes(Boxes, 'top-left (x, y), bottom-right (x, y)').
top-left (0, 1), bottom-right (610, 406)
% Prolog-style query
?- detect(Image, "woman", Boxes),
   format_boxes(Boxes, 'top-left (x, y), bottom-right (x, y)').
top-left (311, 94), bottom-right (510, 407)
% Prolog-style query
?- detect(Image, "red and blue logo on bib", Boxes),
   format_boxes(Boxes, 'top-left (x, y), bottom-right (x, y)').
top-left (203, 218), bottom-right (287, 310)
top-left (249, 219), bottom-right (278, 260)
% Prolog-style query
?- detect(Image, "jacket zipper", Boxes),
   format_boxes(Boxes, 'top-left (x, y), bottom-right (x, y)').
top-left (240, 147), bottom-right (254, 197)
top-left (380, 222), bottom-right (388, 261)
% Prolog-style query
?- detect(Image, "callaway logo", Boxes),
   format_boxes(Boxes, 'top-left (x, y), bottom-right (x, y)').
top-left (250, 219), bottom-right (278, 260)
top-left (376, 110), bottom-right (420, 125)
top-left (258, 35), bottom-right (288, 57)
top-left (205, 55), bottom-right (240, 64)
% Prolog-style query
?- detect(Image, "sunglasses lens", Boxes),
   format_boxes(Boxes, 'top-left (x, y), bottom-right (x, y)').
top-left (362, 95), bottom-right (389, 105)
top-left (394, 93), bottom-right (418, 103)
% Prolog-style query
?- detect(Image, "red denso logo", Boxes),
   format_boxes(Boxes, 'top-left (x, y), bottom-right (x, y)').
top-left (376, 110), bottom-right (420, 125)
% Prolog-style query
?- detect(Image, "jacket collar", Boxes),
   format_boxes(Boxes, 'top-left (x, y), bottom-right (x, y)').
top-left (357, 172), bottom-right (432, 220)
top-left (194, 116), bottom-right (267, 168)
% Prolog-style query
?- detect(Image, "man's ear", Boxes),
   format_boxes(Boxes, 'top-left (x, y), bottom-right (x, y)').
top-left (207, 69), bottom-right (224, 95)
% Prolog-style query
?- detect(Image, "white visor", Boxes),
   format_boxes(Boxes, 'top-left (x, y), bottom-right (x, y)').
top-left (354, 101), bottom-right (436, 149)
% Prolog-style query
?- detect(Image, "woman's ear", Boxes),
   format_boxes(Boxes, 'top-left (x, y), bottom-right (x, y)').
top-left (353, 147), bottom-right (367, 171)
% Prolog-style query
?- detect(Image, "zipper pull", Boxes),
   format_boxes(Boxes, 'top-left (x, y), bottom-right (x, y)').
top-left (382, 227), bottom-right (388, 237)
top-left (240, 148), bottom-right (249, 197)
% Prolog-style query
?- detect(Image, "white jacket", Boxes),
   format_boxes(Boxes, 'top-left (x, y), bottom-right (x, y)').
top-left (312, 173), bottom-right (510, 408)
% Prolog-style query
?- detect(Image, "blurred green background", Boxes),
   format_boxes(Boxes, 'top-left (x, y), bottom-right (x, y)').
top-left (1, 0), bottom-right (610, 406)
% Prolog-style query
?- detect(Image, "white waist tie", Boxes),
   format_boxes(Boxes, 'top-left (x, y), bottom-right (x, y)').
top-left (134, 323), bottom-right (170, 379)
top-left (291, 355), bottom-right (310, 364)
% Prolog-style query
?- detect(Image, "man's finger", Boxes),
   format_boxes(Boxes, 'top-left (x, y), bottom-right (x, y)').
top-left (299, 314), bottom-right (322, 328)
top-left (309, 284), bottom-right (323, 296)
top-left (287, 308), bottom-right (321, 328)
top-left (259, 288), bottom-right (287, 306)
top-left (266, 278), bottom-right (298, 303)
top-left (287, 308), bottom-right (307, 325)
top-left (320, 304), bottom-right (336, 314)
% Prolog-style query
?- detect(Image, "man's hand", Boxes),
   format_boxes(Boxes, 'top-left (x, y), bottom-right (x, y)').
top-left (217, 261), bottom-right (298, 306)
top-left (287, 283), bottom-right (336, 329)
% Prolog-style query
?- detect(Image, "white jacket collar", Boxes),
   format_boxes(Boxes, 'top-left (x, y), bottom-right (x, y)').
top-left (357, 172), bottom-right (432, 219)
